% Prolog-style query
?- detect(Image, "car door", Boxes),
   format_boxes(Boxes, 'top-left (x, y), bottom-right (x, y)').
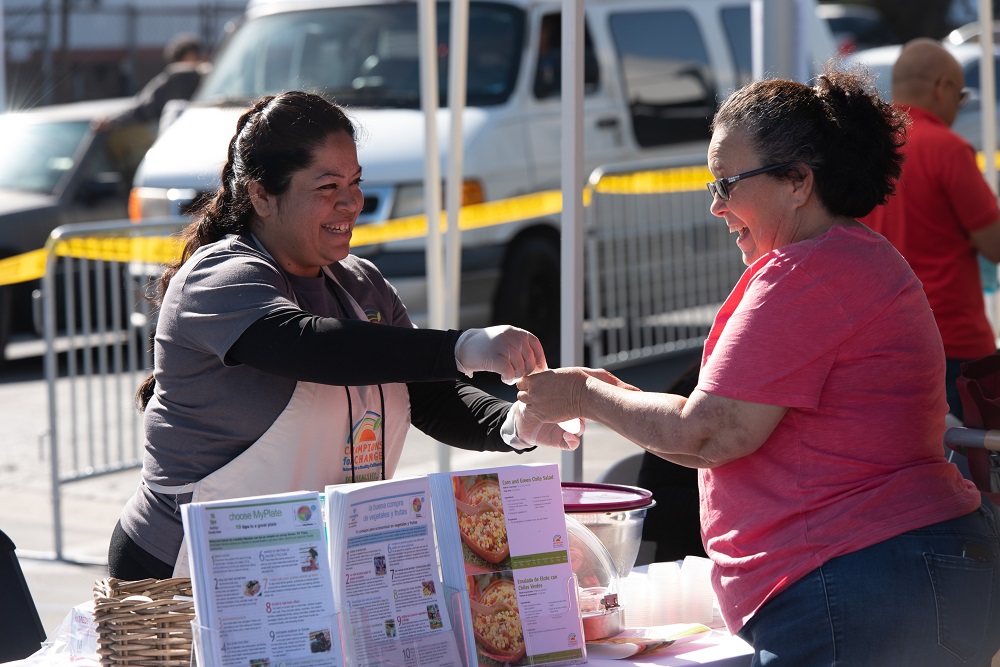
top-left (60, 123), bottom-right (156, 226)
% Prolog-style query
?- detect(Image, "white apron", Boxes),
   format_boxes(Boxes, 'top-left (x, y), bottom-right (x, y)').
top-left (146, 267), bottom-right (411, 577)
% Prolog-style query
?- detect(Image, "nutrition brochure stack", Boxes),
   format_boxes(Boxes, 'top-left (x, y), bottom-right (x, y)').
top-left (181, 490), bottom-right (341, 667)
top-left (181, 463), bottom-right (586, 667)
top-left (324, 475), bottom-right (464, 666)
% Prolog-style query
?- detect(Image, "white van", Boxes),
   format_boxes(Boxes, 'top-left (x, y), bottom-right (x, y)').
top-left (129, 0), bottom-right (835, 355)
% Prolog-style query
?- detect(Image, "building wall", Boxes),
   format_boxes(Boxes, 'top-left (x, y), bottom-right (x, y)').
top-left (5, 2), bottom-right (246, 108)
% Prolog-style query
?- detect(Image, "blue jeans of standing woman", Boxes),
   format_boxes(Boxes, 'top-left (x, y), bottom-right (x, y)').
top-left (737, 504), bottom-right (1000, 666)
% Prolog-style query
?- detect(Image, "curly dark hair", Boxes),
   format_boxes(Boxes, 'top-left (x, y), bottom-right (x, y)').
top-left (136, 90), bottom-right (357, 410)
top-left (710, 63), bottom-right (908, 219)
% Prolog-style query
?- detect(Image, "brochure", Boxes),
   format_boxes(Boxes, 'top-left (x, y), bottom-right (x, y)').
top-left (181, 465), bottom-right (583, 667)
top-left (324, 476), bottom-right (464, 667)
top-left (429, 463), bottom-right (587, 667)
top-left (180, 490), bottom-right (341, 667)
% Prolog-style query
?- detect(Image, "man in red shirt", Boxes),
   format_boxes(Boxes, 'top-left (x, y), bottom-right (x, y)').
top-left (863, 38), bottom-right (1000, 422)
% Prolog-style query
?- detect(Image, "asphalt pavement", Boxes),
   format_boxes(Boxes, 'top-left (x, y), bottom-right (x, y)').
top-left (0, 350), bottom-right (700, 642)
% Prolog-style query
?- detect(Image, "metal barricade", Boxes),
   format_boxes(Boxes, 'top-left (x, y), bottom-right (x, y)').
top-left (41, 218), bottom-right (187, 562)
top-left (583, 158), bottom-right (741, 368)
top-left (34, 158), bottom-right (732, 559)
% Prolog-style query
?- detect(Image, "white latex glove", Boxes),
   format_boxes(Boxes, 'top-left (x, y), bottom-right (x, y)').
top-left (501, 400), bottom-right (583, 451)
top-left (454, 325), bottom-right (546, 384)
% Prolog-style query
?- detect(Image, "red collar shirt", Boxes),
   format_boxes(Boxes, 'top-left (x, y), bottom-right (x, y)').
top-left (862, 105), bottom-right (999, 359)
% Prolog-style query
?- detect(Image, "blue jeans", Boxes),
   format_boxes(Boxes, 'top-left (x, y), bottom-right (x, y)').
top-left (737, 505), bottom-right (1000, 666)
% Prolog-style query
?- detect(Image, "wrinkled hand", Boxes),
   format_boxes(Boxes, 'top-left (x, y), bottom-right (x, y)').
top-left (583, 367), bottom-right (642, 392)
top-left (517, 367), bottom-right (639, 423)
top-left (503, 400), bottom-right (582, 450)
top-left (454, 325), bottom-right (546, 384)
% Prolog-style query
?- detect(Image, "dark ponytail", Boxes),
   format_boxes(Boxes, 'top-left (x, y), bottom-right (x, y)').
top-left (136, 91), bottom-right (358, 410)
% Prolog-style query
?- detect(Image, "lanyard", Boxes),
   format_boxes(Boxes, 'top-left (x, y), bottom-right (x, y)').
top-left (324, 271), bottom-right (387, 483)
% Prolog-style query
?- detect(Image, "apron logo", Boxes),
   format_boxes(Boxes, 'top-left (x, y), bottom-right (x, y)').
top-left (345, 410), bottom-right (384, 481)
top-left (364, 307), bottom-right (382, 324)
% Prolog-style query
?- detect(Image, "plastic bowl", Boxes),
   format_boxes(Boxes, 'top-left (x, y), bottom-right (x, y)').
top-left (562, 482), bottom-right (655, 579)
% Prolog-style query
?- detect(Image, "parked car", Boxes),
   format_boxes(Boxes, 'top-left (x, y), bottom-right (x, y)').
top-left (844, 42), bottom-right (1000, 152)
top-left (0, 98), bottom-right (156, 363)
top-left (816, 3), bottom-right (896, 55)
top-left (128, 0), bottom-right (835, 357)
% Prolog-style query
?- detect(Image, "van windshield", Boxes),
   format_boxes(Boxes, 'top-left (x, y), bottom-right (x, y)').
top-left (197, 3), bottom-right (525, 108)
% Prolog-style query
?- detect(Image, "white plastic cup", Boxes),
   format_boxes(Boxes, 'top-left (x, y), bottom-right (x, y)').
top-left (646, 561), bottom-right (681, 625)
top-left (680, 556), bottom-right (715, 625)
top-left (619, 572), bottom-right (653, 628)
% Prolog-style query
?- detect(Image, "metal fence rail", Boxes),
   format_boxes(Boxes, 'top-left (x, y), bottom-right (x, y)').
top-left (583, 158), bottom-right (740, 368)
top-left (41, 218), bottom-right (187, 562)
top-left (34, 158), bottom-right (735, 560)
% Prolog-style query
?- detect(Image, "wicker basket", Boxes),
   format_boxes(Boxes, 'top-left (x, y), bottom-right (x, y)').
top-left (92, 577), bottom-right (196, 667)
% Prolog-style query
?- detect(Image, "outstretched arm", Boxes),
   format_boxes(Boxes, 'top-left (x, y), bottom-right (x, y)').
top-left (517, 367), bottom-right (785, 468)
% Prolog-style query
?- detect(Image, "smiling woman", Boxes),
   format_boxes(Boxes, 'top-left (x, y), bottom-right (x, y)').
top-left (247, 131), bottom-right (364, 276)
top-left (108, 90), bottom-right (582, 583)
top-left (517, 66), bottom-right (1000, 665)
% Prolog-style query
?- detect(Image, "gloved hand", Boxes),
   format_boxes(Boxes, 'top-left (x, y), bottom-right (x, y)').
top-left (454, 325), bottom-right (546, 384)
top-left (501, 400), bottom-right (583, 451)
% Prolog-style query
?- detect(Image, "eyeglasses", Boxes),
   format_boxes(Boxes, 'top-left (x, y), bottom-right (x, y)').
top-left (706, 161), bottom-right (796, 201)
top-left (941, 76), bottom-right (972, 109)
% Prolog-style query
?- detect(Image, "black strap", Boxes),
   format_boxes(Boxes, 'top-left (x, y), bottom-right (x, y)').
top-left (344, 384), bottom-right (387, 482)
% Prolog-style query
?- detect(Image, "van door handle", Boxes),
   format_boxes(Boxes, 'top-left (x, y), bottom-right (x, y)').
top-left (596, 117), bottom-right (619, 129)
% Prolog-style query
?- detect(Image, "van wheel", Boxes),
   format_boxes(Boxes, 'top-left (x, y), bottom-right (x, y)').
top-left (493, 235), bottom-right (561, 363)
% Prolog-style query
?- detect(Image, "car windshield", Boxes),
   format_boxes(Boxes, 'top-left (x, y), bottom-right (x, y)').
top-left (197, 3), bottom-right (525, 108)
top-left (0, 117), bottom-right (89, 195)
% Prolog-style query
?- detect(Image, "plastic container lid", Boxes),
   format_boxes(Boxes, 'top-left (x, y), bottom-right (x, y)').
top-left (561, 482), bottom-right (653, 513)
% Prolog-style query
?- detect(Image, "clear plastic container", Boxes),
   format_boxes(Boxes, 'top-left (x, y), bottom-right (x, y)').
top-left (565, 514), bottom-right (624, 640)
top-left (561, 482), bottom-right (655, 579)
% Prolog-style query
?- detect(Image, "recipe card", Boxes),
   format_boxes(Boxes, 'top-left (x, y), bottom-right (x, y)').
top-left (430, 463), bottom-right (586, 667)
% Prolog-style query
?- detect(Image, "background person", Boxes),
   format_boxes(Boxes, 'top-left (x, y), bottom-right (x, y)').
top-left (94, 32), bottom-right (211, 133)
top-left (518, 68), bottom-right (1000, 665)
top-left (862, 37), bottom-right (1000, 423)
top-left (108, 90), bottom-right (578, 581)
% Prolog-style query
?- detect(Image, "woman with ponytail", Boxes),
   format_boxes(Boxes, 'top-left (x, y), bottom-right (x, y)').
top-left (110, 91), bottom-right (578, 581)
top-left (516, 66), bottom-right (1000, 664)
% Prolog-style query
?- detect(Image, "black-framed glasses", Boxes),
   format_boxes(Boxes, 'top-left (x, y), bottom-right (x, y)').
top-left (707, 161), bottom-right (796, 201)
top-left (959, 87), bottom-right (972, 108)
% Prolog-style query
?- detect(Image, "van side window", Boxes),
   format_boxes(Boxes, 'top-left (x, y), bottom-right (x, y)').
top-left (608, 9), bottom-right (716, 147)
top-left (962, 55), bottom-right (1000, 101)
top-left (720, 7), bottom-right (753, 88)
top-left (533, 13), bottom-right (599, 99)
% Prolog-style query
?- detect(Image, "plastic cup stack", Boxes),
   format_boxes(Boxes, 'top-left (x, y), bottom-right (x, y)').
top-left (619, 571), bottom-right (654, 628)
top-left (619, 558), bottom-right (718, 628)
top-left (680, 556), bottom-right (715, 625)
top-left (646, 560), bottom-right (682, 625)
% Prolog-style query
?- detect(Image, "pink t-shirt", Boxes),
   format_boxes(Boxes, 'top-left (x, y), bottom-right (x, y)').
top-left (697, 224), bottom-right (981, 633)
